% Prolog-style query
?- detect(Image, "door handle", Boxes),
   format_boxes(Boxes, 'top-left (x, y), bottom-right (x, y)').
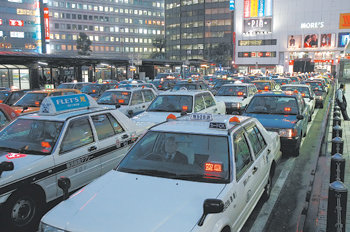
top-left (122, 134), bottom-right (129, 139)
top-left (88, 146), bottom-right (97, 152)
top-left (267, 149), bottom-right (271, 154)
top-left (214, 108), bottom-right (218, 112)
top-left (142, 105), bottom-right (145, 108)
top-left (252, 166), bottom-right (258, 174)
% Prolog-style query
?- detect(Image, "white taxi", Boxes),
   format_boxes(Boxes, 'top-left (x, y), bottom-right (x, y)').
top-left (40, 113), bottom-right (281, 232)
top-left (97, 87), bottom-right (157, 117)
top-left (132, 90), bottom-right (226, 127)
top-left (0, 94), bottom-right (144, 231)
top-left (214, 83), bottom-right (257, 115)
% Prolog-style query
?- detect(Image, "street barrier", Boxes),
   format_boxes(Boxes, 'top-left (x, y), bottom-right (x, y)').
top-left (333, 110), bottom-right (341, 118)
top-left (333, 116), bottom-right (342, 127)
top-left (334, 105), bottom-right (341, 112)
top-left (330, 153), bottom-right (346, 183)
top-left (327, 181), bottom-right (347, 232)
top-left (331, 137), bottom-right (344, 155)
top-left (332, 125), bottom-right (343, 138)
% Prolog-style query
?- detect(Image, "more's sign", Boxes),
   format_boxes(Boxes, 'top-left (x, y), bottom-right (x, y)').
top-left (243, 18), bottom-right (272, 33)
top-left (339, 13), bottom-right (350, 29)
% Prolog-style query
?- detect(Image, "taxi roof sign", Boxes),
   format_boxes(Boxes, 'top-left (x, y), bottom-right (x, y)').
top-left (39, 94), bottom-right (100, 115)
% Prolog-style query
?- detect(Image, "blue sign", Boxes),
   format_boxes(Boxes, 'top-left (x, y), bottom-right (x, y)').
top-left (51, 94), bottom-right (90, 112)
top-left (229, 0), bottom-right (235, 10)
top-left (258, 0), bottom-right (265, 17)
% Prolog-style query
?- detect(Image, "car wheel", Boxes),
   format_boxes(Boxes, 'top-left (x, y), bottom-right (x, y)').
top-left (320, 103), bottom-right (324, 109)
top-left (262, 173), bottom-right (273, 201)
top-left (293, 137), bottom-right (301, 157)
top-left (3, 190), bottom-right (43, 232)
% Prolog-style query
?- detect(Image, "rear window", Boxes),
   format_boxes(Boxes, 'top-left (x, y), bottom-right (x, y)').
top-left (97, 91), bottom-right (131, 105)
top-left (14, 93), bottom-right (48, 107)
top-left (246, 96), bottom-right (299, 115)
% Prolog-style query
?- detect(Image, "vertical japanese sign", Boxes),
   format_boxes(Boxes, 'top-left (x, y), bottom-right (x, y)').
top-left (229, 0), bottom-right (235, 11)
top-left (250, 0), bottom-right (258, 17)
top-left (44, 7), bottom-right (50, 40)
top-left (265, 0), bottom-right (272, 16)
top-left (258, 0), bottom-right (265, 17)
top-left (244, 0), bottom-right (251, 18)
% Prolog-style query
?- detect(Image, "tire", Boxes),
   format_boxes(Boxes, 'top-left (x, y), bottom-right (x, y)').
top-left (3, 190), bottom-right (44, 232)
top-left (320, 103), bottom-right (324, 109)
top-left (262, 173), bottom-right (272, 201)
top-left (293, 138), bottom-right (301, 157)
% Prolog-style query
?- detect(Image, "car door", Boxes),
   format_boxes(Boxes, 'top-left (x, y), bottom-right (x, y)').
top-left (297, 95), bottom-right (309, 132)
top-left (129, 90), bottom-right (144, 116)
top-left (141, 89), bottom-right (156, 113)
top-left (91, 113), bottom-right (130, 175)
top-left (194, 94), bottom-right (206, 113)
top-left (202, 92), bottom-right (219, 114)
top-left (54, 116), bottom-right (100, 195)
top-left (244, 124), bottom-right (270, 200)
top-left (230, 129), bottom-right (258, 229)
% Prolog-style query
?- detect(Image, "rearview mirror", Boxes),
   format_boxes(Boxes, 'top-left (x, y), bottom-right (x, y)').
top-left (115, 103), bottom-right (121, 109)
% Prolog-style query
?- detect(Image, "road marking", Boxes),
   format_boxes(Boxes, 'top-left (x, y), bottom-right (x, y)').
top-left (249, 157), bottom-right (296, 232)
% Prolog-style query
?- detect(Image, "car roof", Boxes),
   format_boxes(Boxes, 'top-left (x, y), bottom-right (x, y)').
top-left (105, 87), bottom-right (151, 92)
top-left (282, 84), bottom-right (311, 88)
top-left (150, 114), bottom-right (252, 136)
top-left (29, 89), bottom-right (80, 93)
top-left (158, 90), bottom-right (210, 96)
top-left (221, 83), bottom-right (254, 87)
top-left (20, 107), bottom-right (112, 122)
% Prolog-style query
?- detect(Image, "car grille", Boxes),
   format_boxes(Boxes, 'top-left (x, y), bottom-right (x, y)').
top-left (265, 128), bottom-right (279, 133)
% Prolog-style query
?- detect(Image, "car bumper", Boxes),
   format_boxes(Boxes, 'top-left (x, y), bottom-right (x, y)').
top-left (280, 137), bottom-right (299, 152)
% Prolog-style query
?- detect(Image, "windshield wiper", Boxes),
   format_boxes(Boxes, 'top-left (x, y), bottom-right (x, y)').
top-left (118, 168), bottom-right (177, 178)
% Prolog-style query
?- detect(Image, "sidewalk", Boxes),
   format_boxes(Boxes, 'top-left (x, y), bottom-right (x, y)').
top-left (311, 82), bottom-right (350, 232)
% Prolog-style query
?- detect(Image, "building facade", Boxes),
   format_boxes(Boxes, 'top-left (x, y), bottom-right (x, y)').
top-left (235, 0), bottom-right (350, 78)
top-left (165, 0), bottom-right (234, 67)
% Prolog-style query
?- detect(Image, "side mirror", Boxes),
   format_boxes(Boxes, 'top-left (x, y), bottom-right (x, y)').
top-left (115, 103), bottom-right (121, 109)
top-left (297, 115), bottom-right (304, 120)
top-left (128, 110), bottom-right (134, 117)
top-left (22, 106), bottom-right (28, 113)
top-left (309, 96), bottom-right (314, 100)
top-left (0, 161), bottom-right (14, 177)
top-left (58, 176), bottom-right (71, 200)
top-left (197, 199), bottom-right (224, 226)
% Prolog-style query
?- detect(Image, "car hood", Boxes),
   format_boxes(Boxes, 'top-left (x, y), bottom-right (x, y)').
top-left (243, 113), bottom-right (297, 129)
top-left (0, 151), bottom-right (45, 179)
top-left (215, 96), bottom-right (244, 103)
top-left (132, 111), bottom-right (182, 124)
top-left (42, 171), bottom-right (226, 232)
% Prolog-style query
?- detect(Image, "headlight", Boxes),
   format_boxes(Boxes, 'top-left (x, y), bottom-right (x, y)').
top-left (279, 128), bottom-right (298, 138)
top-left (40, 222), bottom-right (65, 232)
top-left (231, 102), bottom-right (241, 109)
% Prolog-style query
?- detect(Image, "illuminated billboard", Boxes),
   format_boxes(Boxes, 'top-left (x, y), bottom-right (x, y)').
top-left (244, 0), bottom-right (273, 18)
top-left (243, 18), bottom-right (272, 34)
top-left (338, 32), bottom-right (350, 47)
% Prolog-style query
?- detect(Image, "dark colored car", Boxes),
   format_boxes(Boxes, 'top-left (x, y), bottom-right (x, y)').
top-left (81, 83), bottom-right (116, 99)
top-left (243, 91), bottom-right (309, 156)
top-left (210, 79), bottom-right (236, 95)
top-left (151, 79), bottom-right (177, 91)
top-left (0, 90), bottom-right (28, 106)
top-left (171, 80), bottom-right (209, 91)
top-left (304, 81), bottom-right (327, 108)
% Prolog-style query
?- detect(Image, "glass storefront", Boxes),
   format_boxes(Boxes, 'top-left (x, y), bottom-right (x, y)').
top-left (0, 65), bottom-right (30, 90)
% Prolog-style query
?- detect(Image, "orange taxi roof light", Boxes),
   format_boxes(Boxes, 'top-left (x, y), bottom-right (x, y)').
top-left (166, 114), bottom-right (177, 120)
top-left (35, 101), bottom-right (40, 106)
top-left (293, 90), bottom-right (298, 94)
top-left (229, 116), bottom-right (240, 123)
top-left (264, 86), bottom-right (269, 90)
top-left (118, 99), bottom-right (125, 103)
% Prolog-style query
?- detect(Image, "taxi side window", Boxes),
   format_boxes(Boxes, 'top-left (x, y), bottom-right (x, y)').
top-left (255, 126), bottom-right (267, 148)
top-left (234, 132), bottom-right (253, 179)
top-left (50, 92), bottom-right (62, 96)
top-left (63, 91), bottom-right (78, 96)
top-left (203, 93), bottom-right (216, 108)
top-left (107, 114), bottom-right (125, 134)
top-left (131, 91), bottom-right (143, 105)
top-left (91, 114), bottom-right (115, 140)
top-left (60, 117), bottom-right (94, 153)
top-left (246, 125), bottom-right (267, 157)
top-left (194, 95), bottom-right (205, 112)
top-left (142, 90), bottom-right (155, 102)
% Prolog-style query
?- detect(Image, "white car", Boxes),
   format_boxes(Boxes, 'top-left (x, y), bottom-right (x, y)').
top-left (97, 87), bottom-right (157, 117)
top-left (132, 90), bottom-right (226, 127)
top-left (0, 94), bottom-right (145, 231)
top-left (281, 84), bottom-right (316, 121)
top-left (215, 83), bottom-right (257, 114)
top-left (40, 113), bottom-right (281, 232)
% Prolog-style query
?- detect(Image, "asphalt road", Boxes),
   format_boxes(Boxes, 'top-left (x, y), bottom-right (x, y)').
top-left (241, 88), bottom-right (333, 232)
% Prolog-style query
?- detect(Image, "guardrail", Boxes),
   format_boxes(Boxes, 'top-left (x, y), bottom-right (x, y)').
top-left (327, 80), bottom-right (348, 232)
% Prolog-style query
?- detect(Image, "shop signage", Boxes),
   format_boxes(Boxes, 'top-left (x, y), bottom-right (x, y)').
top-left (243, 18), bottom-right (272, 33)
top-left (244, 0), bottom-right (272, 18)
top-left (10, 31), bottom-right (24, 38)
top-left (229, 0), bottom-right (235, 11)
top-left (339, 13), bottom-right (350, 29)
top-left (44, 8), bottom-right (50, 40)
top-left (300, 22), bottom-right (324, 29)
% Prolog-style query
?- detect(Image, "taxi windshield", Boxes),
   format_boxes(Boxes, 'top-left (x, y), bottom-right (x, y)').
top-left (147, 95), bottom-right (193, 112)
top-left (273, 79), bottom-right (290, 85)
top-left (81, 85), bottom-right (101, 94)
top-left (217, 86), bottom-right (247, 96)
top-left (117, 131), bottom-right (230, 183)
top-left (14, 93), bottom-right (48, 107)
top-left (246, 96), bottom-right (299, 115)
top-left (57, 83), bottom-right (75, 89)
top-left (281, 86), bottom-right (310, 98)
top-left (172, 84), bottom-right (197, 91)
top-left (253, 82), bottom-right (272, 90)
top-left (0, 119), bottom-right (63, 155)
top-left (97, 91), bottom-right (130, 105)
top-left (0, 91), bottom-right (9, 101)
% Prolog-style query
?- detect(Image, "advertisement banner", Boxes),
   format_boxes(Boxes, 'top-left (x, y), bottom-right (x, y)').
top-left (320, 34), bottom-right (334, 47)
top-left (44, 7), bottom-right (50, 40)
top-left (304, 34), bottom-right (318, 48)
top-left (244, 0), bottom-right (251, 18)
top-left (338, 33), bottom-right (350, 47)
top-left (229, 0), bottom-right (235, 11)
top-left (288, 35), bottom-right (302, 48)
top-left (265, 0), bottom-right (272, 17)
top-left (258, 0), bottom-right (265, 17)
top-left (339, 13), bottom-right (350, 29)
top-left (250, 0), bottom-right (258, 17)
